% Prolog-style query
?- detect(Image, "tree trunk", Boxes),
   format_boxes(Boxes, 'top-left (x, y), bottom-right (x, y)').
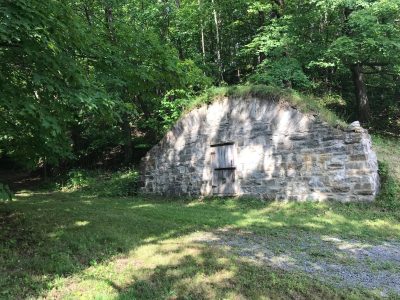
top-left (351, 63), bottom-right (371, 123)
top-left (104, 6), bottom-right (116, 42)
top-left (198, 0), bottom-right (206, 61)
top-left (83, 4), bottom-right (92, 26)
top-left (104, 5), bottom-right (133, 162)
top-left (174, 0), bottom-right (184, 59)
top-left (211, 0), bottom-right (223, 81)
top-left (122, 114), bottom-right (133, 164)
top-left (271, 0), bottom-right (285, 18)
top-left (257, 10), bottom-right (266, 64)
top-left (162, 0), bottom-right (170, 38)
top-left (43, 158), bottom-right (48, 181)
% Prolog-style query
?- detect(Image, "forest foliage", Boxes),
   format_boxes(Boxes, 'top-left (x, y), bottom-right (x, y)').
top-left (1, 0), bottom-right (399, 171)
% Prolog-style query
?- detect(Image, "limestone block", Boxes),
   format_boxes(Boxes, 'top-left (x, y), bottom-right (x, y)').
top-left (139, 97), bottom-right (379, 201)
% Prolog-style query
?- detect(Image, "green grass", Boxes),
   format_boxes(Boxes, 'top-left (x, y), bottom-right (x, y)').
top-left (60, 168), bottom-right (139, 197)
top-left (372, 135), bottom-right (400, 210)
top-left (1, 191), bottom-right (399, 299)
top-left (373, 135), bottom-right (400, 182)
top-left (0, 136), bottom-right (399, 299)
top-left (184, 85), bottom-right (347, 128)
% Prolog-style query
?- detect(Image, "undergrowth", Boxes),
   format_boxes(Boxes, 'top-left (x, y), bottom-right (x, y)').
top-left (62, 168), bottom-right (139, 197)
top-left (0, 183), bottom-right (12, 202)
top-left (373, 135), bottom-right (400, 211)
top-left (376, 162), bottom-right (400, 211)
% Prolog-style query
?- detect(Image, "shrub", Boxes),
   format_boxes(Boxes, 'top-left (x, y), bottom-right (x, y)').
top-left (94, 169), bottom-right (139, 197)
top-left (0, 183), bottom-right (12, 201)
top-left (64, 169), bottom-right (91, 190)
top-left (376, 161), bottom-right (400, 211)
top-left (62, 168), bottom-right (139, 197)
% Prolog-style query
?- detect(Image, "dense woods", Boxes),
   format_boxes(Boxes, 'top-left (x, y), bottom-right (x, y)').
top-left (1, 0), bottom-right (399, 171)
top-left (2, 2), bottom-right (400, 298)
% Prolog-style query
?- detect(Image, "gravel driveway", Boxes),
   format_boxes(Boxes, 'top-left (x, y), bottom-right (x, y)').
top-left (194, 229), bottom-right (400, 296)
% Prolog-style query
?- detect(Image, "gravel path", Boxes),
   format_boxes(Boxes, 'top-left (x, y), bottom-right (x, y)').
top-left (193, 229), bottom-right (400, 296)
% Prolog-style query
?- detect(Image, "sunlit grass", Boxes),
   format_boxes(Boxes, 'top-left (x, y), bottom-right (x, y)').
top-left (1, 103), bottom-right (398, 299)
top-left (44, 232), bottom-right (376, 300)
top-left (372, 135), bottom-right (400, 212)
top-left (1, 189), bottom-right (399, 299)
top-left (373, 135), bottom-right (400, 182)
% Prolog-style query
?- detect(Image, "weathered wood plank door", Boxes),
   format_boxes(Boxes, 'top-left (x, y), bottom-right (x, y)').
top-left (211, 143), bottom-right (237, 196)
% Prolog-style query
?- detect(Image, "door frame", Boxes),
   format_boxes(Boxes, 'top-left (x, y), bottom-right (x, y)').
top-left (210, 142), bottom-right (238, 196)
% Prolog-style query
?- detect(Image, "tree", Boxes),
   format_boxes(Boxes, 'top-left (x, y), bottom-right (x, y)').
top-left (327, 0), bottom-right (400, 122)
top-left (0, 0), bottom-right (105, 167)
top-left (1, 0), bottom-right (399, 171)
top-left (246, 0), bottom-right (400, 124)
top-left (0, 0), bottom-right (210, 168)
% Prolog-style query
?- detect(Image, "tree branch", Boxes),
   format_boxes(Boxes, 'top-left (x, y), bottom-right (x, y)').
top-left (0, 43), bottom-right (21, 48)
top-left (362, 62), bottom-right (390, 67)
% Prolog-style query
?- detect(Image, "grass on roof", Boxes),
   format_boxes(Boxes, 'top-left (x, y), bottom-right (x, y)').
top-left (185, 85), bottom-right (347, 129)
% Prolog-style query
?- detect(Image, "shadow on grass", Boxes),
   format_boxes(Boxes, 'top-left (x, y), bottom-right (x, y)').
top-left (111, 244), bottom-right (375, 300)
top-left (0, 190), bottom-right (398, 298)
top-left (42, 239), bottom-right (379, 299)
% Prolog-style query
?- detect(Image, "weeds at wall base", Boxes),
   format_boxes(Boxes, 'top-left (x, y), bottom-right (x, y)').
top-left (376, 161), bottom-right (400, 211)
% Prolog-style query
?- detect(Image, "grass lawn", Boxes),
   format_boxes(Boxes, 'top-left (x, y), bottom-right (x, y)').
top-left (1, 191), bottom-right (399, 299)
top-left (0, 135), bottom-right (399, 299)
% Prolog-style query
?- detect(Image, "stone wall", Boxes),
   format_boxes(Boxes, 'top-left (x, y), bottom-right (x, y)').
top-left (139, 97), bottom-right (379, 201)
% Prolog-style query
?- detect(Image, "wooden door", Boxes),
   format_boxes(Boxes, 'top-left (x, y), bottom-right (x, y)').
top-left (211, 143), bottom-right (237, 196)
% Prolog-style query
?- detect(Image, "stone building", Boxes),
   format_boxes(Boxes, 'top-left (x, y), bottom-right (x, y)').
top-left (139, 96), bottom-right (379, 201)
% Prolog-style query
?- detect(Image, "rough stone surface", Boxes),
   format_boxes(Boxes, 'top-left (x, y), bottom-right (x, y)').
top-left (139, 97), bottom-right (379, 201)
